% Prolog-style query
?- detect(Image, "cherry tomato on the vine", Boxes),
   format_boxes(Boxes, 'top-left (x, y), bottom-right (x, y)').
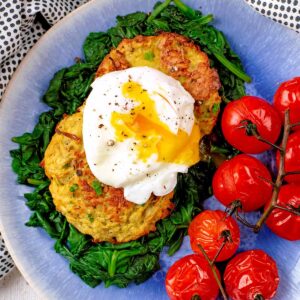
top-left (212, 154), bottom-right (273, 212)
top-left (274, 77), bottom-right (300, 129)
top-left (266, 184), bottom-right (300, 241)
top-left (224, 250), bottom-right (279, 300)
top-left (188, 210), bottom-right (240, 262)
top-left (276, 131), bottom-right (300, 183)
top-left (165, 254), bottom-right (220, 300)
top-left (221, 96), bottom-right (282, 153)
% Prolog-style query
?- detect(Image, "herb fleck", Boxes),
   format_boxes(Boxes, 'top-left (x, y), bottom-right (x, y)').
top-left (144, 51), bottom-right (155, 61)
top-left (69, 184), bottom-right (79, 193)
top-left (91, 180), bottom-right (103, 196)
top-left (212, 103), bottom-right (220, 114)
top-left (87, 214), bottom-right (94, 223)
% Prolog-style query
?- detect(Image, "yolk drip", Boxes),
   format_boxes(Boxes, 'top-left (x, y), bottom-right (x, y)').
top-left (110, 81), bottom-right (200, 165)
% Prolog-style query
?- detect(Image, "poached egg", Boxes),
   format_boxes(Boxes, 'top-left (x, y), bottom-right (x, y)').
top-left (83, 66), bottom-right (200, 204)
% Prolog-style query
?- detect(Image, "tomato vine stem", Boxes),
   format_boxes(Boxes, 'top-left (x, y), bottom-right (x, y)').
top-left (197, 232), bottom-right (230, 300)
top-left (254, 110), bottom-right (291, 232)
top-left (225, 201), bottom-right (257, 229)
top-left (290, 121), bottom-right (300, 128)
top-left (273, 204), bottom-right (300, 216)
top-left (226, 110), bottom-right (300, 232)
top-left (283, 170), bottom-right (300, 176)
top-left (257, 175), bottom-right (276, 187)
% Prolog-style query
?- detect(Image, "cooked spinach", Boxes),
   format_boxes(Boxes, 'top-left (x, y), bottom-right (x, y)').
top-left (11, 0), bottom-right (246, 288)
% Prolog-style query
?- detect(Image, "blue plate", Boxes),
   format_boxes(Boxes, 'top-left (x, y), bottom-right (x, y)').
top-left (0, 0), bottom-right (299, 299)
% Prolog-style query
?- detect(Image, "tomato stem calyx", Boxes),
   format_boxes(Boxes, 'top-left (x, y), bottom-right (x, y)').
top-left (254, 294), bottom-right (265, 300)
top-left (226, 201), bottom-right (257, 229)
top-left (191, 294), bottom-right (201, 300)
top-left (210, 230), bottom-right (232, 264)
top-left (225, 200), bottom-right (242, 217)
top-left (238, 120), bottom-right (283, 151)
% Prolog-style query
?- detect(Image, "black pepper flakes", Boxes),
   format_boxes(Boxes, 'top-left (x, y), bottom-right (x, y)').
top-left (107, 140), bottom-right (115, 146)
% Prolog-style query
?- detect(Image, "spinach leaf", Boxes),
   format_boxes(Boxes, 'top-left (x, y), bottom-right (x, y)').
top-left (117, 12), bottom-right (147, 27)
top-left (67, 225), bottom-right (91, 256)
top-left (83, 32), bottom-right (111, 66)
top-left (43, 62), bottom-right (96, 116)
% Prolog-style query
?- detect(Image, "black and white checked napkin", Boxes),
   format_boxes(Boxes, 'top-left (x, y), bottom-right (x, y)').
top-left (0, 0), bottom-right (299, 279)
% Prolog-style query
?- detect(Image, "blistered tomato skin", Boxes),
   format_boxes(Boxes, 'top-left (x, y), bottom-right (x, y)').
top-left (221, 96), bottom-right (282, 153)
top-left (165, 254), bottom-right (220, 300)
top-left (277, 131), bottom-right (300, 183)
top-left (188, 210), bottom-right (240, 262)
top-left (212, 154), bottom-right (273, 212)
top-left (224, 250), bottom-right (279, 300)
top-left (274, 77), bottom-right (300, 129)
top-left (266, 184), bottom-right (300, 241)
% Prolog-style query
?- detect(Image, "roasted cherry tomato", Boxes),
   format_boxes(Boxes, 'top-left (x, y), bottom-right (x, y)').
top-left (276, 131), bottom-right (300, 183)
top-left (224, 250), bottom-right (279, 300)
top-left (221, 96), bottom-right (282, 153)
top-left (212, 154), bottom-right (273, 212)
top-left (188, 210), bottom-right (240, 262)
top-left (274, 77), bottom-right (300, 130)
top-left (165, 254), bottom-right (220, 300)
top-left (266, 184), bottom-right (300, 241)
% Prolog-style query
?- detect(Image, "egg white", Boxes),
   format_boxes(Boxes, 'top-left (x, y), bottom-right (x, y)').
top-left (83, 66), bottom-right (196, 204)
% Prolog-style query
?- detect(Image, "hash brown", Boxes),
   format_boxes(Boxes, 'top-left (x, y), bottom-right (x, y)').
top-left (44, 32), bottom-right (221, 243)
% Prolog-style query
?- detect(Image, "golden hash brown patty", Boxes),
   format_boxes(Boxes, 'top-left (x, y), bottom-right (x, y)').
top-left (44, 109), bottom-right (174, 243)
top-left (44, 32), bottom-right (221, 243)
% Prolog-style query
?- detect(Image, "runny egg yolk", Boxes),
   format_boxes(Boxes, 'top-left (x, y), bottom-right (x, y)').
top-left (110, 81), bottom-right (200, 165)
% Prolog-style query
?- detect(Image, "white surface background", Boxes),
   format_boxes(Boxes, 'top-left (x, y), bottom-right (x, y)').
top-left (0, 268), bottom-right (38, 300)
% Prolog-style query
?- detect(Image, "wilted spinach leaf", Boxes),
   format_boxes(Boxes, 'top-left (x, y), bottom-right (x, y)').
top-left (83, 32), bottom-right (111, 66)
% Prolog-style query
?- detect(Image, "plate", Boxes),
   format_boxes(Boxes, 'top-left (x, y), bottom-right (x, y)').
top-left (0, 0), bottom-right (300, 299)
